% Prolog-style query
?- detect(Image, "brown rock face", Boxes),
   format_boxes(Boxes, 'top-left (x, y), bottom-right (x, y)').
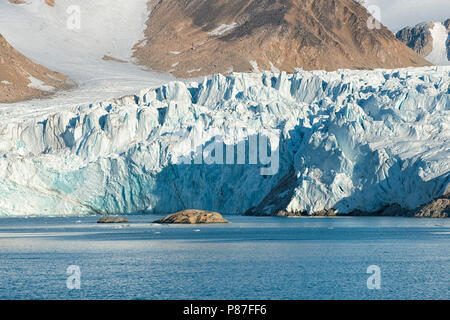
top-left (153, 210), bottom-right (228, 224)
top-left (414, 194), bottom-right (450, 218)
top-left (8, 0), bottom-right (26, 4)
top-left (0, 34), bottom-right (71, 103)
top-left (133, 0), bottom-right (430, 78)
top-left (349, 196), bottom-right (450, 218)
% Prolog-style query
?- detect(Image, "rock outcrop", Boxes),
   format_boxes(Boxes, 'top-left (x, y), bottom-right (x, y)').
top-left (154, 210), bottom-right (229, 224)
top-left (97, 217), bottom-right (129, 223)
top-left (395, 22), bottom-right (435, 57)
top-left (414, 194), bottom-right (450, 218)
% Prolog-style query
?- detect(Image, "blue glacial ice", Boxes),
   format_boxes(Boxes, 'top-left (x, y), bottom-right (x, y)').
top-left (0, 67), bottom-right (448, 216)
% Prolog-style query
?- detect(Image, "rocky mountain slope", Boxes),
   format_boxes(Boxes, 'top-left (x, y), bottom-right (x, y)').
top-left (396, 19), bottom-right (450, 66)
top-left (133, 0), bottom-right (431, 77)
top-left (0, 33), bottom-right (71, 103)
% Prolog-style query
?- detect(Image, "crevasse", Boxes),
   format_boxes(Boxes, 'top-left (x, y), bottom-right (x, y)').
top-left (0, 67), bottom-right (449, 216)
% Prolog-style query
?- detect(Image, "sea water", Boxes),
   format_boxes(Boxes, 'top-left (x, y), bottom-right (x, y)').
top-left (0, 216), bottom-right (449, 300)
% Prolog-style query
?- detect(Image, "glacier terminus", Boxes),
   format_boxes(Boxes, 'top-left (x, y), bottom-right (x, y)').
top-left (0, 67), bottom-right (448, 216)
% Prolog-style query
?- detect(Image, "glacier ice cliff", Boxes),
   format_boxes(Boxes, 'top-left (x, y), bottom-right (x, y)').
top-left (0, 67), bottom-right (449, 216)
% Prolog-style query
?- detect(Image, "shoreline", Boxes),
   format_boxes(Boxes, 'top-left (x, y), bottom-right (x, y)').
top-left (270, 193), bottom-right (450, 218)
top-left (0, 194), bottom-right (448, 220)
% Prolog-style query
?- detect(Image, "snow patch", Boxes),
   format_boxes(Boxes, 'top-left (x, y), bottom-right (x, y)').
top-left (27, 76), bottom-right (54, 92)
top-left (0, 0), bottom-right (167, 99)
top-left (425, 22), bottom-right (450, 66)
top-left (269, 61), bottom-right (280, 73)
top-left (250, 61), bottom-right (260, 73)
top-left (208, 22), bottom-right (237, 36)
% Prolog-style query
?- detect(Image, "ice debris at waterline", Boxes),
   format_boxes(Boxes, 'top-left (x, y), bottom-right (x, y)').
top-left (0, 67), bottom-right (449, 216)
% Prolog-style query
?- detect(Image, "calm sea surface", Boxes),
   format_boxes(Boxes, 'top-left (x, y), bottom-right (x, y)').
top-left (0, 215), bottom-right (449, 300)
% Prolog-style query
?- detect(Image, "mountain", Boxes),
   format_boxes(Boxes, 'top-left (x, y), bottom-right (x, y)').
top-left (3, 0), bottom-right (431, 89)
top-left (396, 19), bottom-right (450, 66)
top-left (0, 33), bottom-right (71, 103)
top-left (133, 0), bottom-right (431, 77)
top-left (0, 66), bottom-right (448, 216)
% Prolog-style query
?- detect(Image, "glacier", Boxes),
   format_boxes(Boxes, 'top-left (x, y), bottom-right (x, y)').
top-left (0, 67), bottom-right (449, 216)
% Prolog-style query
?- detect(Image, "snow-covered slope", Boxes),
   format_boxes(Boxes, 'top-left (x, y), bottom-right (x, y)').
top-left (0, 0), bottom-right (148, 66)
top-left (0, 0), bottom-right (173, 102)
top-left (0, 67), bottom-right (448, 216)
top-left (425, 22), bottom-right (450, 66)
